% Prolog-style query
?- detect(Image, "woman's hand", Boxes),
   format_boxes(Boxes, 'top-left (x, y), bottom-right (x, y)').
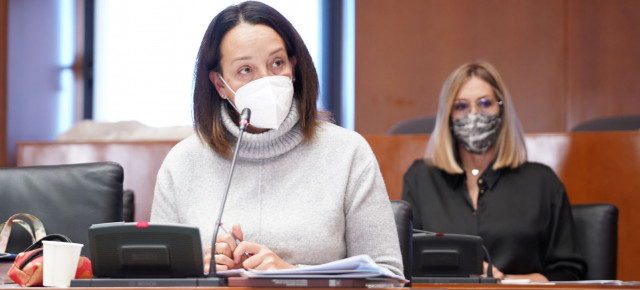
top-left (482, 262), bottom-right (549, 282)
top-left (205, 223), bottom-right (298, 272)
top-left (482, 262), bottom-right (505, 280)
top-left (204, 224), bottom-right (245, 274)
top-left (233, 241), bottom-right (298, 270)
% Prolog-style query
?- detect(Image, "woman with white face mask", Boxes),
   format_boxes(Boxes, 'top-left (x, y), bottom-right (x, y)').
top-left (402, 61), bottom-right (586, 282)
top-left (150, 1), bottom-right (403, 278)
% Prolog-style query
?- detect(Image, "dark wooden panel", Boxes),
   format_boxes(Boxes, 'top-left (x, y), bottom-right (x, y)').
top-left (566, 0), bottom-right (640, 130)
top-left (355, 0), bottom-right (566, 134)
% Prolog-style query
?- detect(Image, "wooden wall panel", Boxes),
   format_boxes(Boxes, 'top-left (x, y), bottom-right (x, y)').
top-left (355, 0), bottom-right (640, 135)
top-left (355, 0), bottom-right (566, 134)
top-left (1, 0), bottom-right (7, 167)
top-left (566, 0), bottom-right (640, 130)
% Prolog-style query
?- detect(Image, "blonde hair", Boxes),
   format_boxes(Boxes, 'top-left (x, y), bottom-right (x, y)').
top-left (425, 60), bottom-right (527, 174)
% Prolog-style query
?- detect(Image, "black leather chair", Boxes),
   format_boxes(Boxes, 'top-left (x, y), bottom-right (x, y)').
top-left (388, 115), bottom-right (437, 135)
top-left (123, 189), bottom-right (135, 222)
top-left (571, 203), bottom-right (619, 280)
top-left (391, 200), bottom-right (413, 284)
top-left (0, 162), bottom-right (124, 255)
top-left (571, 115), bottom-right (640, 132)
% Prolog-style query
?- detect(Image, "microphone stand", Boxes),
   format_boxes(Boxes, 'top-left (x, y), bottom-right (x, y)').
top-left (205, 108), bottom-right (251, 286)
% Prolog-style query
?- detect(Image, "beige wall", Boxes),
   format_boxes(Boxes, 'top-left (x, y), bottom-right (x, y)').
top-left (355, 0), bottom-right (640, 134)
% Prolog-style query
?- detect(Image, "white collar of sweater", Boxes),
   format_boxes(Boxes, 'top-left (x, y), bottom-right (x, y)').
top-left (221, 101), bottom-right (304, 161)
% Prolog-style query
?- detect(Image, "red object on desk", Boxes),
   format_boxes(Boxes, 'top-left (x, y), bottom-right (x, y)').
top-left (8, 250), bottom-right (92, 287)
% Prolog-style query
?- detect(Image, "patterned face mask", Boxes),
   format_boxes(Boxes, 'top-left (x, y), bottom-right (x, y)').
top-left (451, 113), bottom-right (502, 154)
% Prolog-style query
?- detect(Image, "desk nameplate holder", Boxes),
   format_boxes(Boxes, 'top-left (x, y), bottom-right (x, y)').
top-left (70, 277), bottom-right (225, 287)
top-left (412, 276), bottom-right (499, 284)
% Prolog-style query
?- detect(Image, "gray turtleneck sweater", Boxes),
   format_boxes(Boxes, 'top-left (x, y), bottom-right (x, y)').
top-left (150, 104), bottom-right (403, 277)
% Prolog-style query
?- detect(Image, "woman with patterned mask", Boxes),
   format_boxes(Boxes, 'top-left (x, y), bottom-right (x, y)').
top-left (402, 61), bottom-right (586, 282)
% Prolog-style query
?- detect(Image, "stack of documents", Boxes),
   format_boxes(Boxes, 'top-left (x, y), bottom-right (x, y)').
top-left (219, 255), bottom-right (408, 287)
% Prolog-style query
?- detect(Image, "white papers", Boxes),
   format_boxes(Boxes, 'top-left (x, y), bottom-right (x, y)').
top-left (548, 280), bottom-right (639, 285)
top-left (218, 255), bottom-right (408, 283)
top-left (503, 280), bottom-right (640, 286)
top-left (500, 278), bottom-right (531, 284)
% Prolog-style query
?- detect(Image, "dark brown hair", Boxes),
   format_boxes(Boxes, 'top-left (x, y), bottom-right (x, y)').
top-left (193, 1), bottom-right (320, 158)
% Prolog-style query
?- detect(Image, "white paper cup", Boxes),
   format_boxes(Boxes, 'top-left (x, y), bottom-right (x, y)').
top-left (42, 240), bottom-right (83, 287)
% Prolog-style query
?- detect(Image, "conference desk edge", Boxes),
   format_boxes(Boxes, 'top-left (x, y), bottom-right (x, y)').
top-left (20, 284), bottom-right (639, 290)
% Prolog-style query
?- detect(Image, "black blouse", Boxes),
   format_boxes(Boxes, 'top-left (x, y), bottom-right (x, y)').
top-left (402, 159), bottom-right (586, 281)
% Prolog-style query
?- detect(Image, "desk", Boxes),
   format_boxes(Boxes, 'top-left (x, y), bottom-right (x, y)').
top-left (13, 285), bottom-right (637, 290)
top-left (411, 284), bottom-right (640, 289)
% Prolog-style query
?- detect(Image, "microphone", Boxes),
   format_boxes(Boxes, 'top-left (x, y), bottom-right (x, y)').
top-left (208, 108), bottom-right (251, 280)
top-left (239, 108), bottom-right (250, 131)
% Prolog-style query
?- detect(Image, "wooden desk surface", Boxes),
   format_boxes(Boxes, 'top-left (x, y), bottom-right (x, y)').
top-left (27, 284), bottom-right (640, 290)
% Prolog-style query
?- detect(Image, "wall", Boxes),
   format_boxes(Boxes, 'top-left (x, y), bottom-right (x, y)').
top-left (5, 0), bottom-right (76, 166)
top-left (355, 0), bottom-right (640, 134)
top-left (1, 0), bottom-right (7, 167)
top-left (4, 0), bottom-right (640, 164)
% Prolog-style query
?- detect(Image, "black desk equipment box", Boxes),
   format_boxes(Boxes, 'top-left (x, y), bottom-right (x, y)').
top-left (412, 232), bottom-right (498, 284)
top-left (71, 222), bottom-right (222, 287)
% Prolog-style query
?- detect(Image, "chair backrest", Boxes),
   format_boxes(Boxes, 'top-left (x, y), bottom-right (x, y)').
top-left (0, 162), bottom-right (124, 255)
top-left (388, 116), bottom-right (436, 135)
top-left (571, 203), bottom-right (619, 280)
top-left (571, 115), bottom-right (640, 132)
top-left (123, 189), bottom-right (135, 222)
top-left (390, 200), bottom-right (413, 283)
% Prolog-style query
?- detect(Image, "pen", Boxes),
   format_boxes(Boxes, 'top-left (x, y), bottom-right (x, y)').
top-left (219, 222), bottom-right (242, 245)
top-left (219, 223), bottom-right (252, 257)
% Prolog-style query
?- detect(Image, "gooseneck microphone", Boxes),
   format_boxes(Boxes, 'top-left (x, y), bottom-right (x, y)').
top-left (208, 108), bottom-right (251, 280)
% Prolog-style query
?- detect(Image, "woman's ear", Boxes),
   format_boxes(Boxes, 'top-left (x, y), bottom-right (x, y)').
top-left (209, 71), bottom-right (227, 99)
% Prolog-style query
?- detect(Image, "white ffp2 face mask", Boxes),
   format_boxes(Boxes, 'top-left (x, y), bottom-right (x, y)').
top-left (220, 75), bottom-right (294, 130)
